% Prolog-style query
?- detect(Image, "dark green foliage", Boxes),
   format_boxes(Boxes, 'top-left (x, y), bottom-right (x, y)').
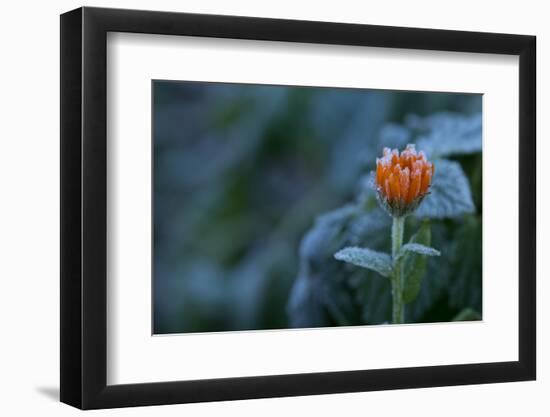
top-left (402, 222), bottom-right (432, 303)
top-left (289, 112), bottom-right (483, 326)
top-left (448, 215), bottom-right (483, 312)
top-left (153, 80), bottom-right (482, 333)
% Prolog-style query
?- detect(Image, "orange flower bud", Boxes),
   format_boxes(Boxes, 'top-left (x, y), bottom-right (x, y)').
top-left (374, 144), bottom-right (434, 217)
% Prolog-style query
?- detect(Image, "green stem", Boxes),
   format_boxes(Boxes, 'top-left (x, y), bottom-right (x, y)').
top-left (391, 216), bottom-right (405, 324)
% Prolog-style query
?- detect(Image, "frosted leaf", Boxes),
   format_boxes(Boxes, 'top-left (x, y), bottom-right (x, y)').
top-left (399, 243), bottom-right (440, 258)
top-left (412, 112), bottom-right (482, 158)
top-left (299, 204), bottom-right (358, 264)
top-left (414, 159), bottom-right (475, 219)
top-left (334, 247), bottom-right (392, 277)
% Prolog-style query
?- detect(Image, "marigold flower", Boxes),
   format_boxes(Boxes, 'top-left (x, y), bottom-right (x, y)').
top-left (375, 144), bottom-right (434, 217)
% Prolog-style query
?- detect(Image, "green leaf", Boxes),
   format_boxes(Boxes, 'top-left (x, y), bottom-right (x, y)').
top-left (405, 222), bottom-right (452, 320)
top-left (399, 243), bottom-right (440, 258)
top-left (448, 215), bottom-right (483, 312)
top-left (402, 222), bottom-right (433, 303)
top-left (300, 204), bottom-right (358, 266)
top-left (453, 308), bottom-right (482, 321)
top-left (334, 247), bottom-right (392, 277)
top-left (414, 159), bottom-right (475, 219)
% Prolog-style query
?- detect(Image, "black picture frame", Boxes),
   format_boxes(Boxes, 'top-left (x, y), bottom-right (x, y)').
top-left (60, 6), bottom-right (536, 410)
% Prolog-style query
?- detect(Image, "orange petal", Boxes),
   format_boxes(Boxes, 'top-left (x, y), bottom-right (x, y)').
top-left (382, 164), bottom-right (390, 187)
top-left (391, 151), bottom-right (399, 166)
top-left (389, 173), bottom-right (400, 201)
top-left (385, 178), bottom-right (392, 200)
top-left (393, 164), bottom-right (401, 177)
top-left (376, 159), bottom-right (383, 187)
top-left (400, 167), bottom-right (410, 203)
top-left (406, 154), bottom-right (414, 170)
top-left (408, 169), bottom-right (421, 202)
top-left (420, 167), bottom-right (432, 195)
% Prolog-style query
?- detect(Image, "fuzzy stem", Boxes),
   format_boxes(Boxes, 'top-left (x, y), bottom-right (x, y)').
top-left (391, 216), bottom-right (405, 324)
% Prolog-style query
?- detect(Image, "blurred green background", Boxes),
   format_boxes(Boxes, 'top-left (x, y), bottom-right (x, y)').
top-left (153, 80), bottom-right (482, 334)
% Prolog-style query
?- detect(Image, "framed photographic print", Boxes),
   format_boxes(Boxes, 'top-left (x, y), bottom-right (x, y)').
top-left (60, 6), bottom-right (536, 409)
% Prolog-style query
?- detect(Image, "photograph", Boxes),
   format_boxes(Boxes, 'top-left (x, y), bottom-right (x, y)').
top-left (153, 80), bottom-right (483, 334)
top-left (0, 0), bottom-right (542, 414)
